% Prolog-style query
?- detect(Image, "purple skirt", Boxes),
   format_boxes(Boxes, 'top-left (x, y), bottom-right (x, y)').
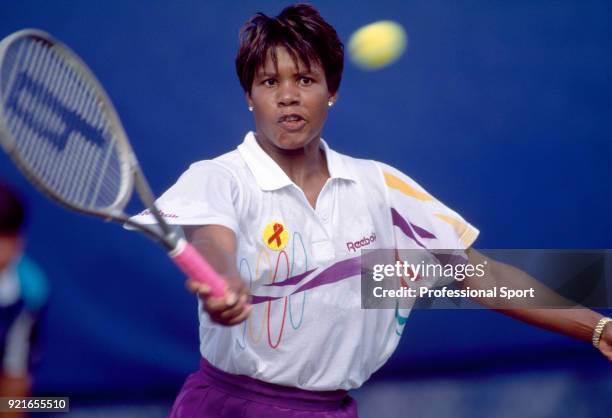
top-left (168, 358), bottom-right (358, 418)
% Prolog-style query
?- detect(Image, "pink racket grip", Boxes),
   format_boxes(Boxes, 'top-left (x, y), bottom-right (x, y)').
top-left (169, 238), bottom-right (227, 298)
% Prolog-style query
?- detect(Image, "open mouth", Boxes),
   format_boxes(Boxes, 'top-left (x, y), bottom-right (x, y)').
top-left (278, 114), bottom-right (306, 131)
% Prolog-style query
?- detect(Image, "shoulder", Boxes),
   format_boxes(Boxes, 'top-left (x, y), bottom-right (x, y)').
top-left (330, 149), bottom-right (427, 196)
top-left (328, 148), bottom-right (384, 183)
top-left (373, 161), bottom-right (434, 201)
top-left (184, 150), bottom-right (240, 178)
top-left (16, 256), bottom-right (49, 312)
top-left (167, 151), bottom-right (241, 193)
top-left (184, 149), bottom-right (254, 187)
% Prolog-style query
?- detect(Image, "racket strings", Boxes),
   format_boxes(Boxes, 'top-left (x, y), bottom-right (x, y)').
top-left (1, 36), bottom-right (126, 211)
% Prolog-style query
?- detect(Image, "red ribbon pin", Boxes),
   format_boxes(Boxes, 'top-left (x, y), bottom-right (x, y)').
top-left (267, 223), bottom-right (284, 247)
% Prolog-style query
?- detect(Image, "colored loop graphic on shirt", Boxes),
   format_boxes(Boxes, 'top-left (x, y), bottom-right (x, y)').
top-left (263, 221), bottom-right (289, 251)
top-left (395, 302), bottom-right (410, 336)
top-left (239, 231), bottom-right (309, 350)
top-left (237, 258), bottom-right (252, 350)
top-left (394, 251), bottom-right (411, 336)
top-left (247, 251), bottom-right (272, 344)
top-left (288, 232), bottom-right (307, 330)
top-left (267, 251), bottom-right (289, 349)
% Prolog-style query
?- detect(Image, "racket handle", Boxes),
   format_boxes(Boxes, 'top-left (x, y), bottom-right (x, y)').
top-left (169, 238), bottom-right (227, 298)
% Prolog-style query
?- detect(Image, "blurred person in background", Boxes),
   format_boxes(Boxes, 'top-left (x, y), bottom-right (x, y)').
top-left (0, 183), bottom-right (48, 415)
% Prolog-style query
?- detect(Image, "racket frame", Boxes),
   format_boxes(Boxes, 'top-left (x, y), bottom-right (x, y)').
top-left (0, 29), bottom-right (180, 251)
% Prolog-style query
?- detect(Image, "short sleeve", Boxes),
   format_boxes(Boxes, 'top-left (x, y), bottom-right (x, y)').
top-left (377, 162), bottom-right (479, 251)
top-left (16, 256), bottom-right (49, 312)
top-left (129, 160), bottom-right (240, 234)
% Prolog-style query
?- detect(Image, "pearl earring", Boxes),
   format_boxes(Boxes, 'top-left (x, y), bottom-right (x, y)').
top-left (248, 106), bottom-right (254, 112)
top-left (328, 100), bottom-right (334, 107)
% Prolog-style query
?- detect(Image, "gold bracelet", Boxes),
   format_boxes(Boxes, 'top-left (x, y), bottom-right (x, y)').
top-left (592, 317), bottom-right (612, 349)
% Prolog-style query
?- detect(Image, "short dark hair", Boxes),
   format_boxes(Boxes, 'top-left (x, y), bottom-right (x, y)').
top-left (0, 183), bottom-right (26, 235)
top-left (235, 3), bottom-right (344, 95)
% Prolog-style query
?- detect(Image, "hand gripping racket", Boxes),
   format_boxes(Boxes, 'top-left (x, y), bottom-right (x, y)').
top-left (0, 29), bottom-right (227, 297)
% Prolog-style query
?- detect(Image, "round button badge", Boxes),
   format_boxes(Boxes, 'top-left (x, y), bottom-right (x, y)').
top-left (263, 221), bottom-right (289, 251)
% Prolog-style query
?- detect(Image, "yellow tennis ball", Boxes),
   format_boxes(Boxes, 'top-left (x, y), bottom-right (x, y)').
top-left (348, 21), bottom-right (408, 70)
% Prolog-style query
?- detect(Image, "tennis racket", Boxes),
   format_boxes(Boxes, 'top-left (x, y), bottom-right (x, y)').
top-left (0, 29), bottom-right (227, 297)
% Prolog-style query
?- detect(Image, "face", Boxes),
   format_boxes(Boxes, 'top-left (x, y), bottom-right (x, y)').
top-left (247, 47), bottom-right (336, 152)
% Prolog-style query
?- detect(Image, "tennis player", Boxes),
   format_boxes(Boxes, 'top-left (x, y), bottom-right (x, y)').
top-left (131, 4), bottom-right (611, 417)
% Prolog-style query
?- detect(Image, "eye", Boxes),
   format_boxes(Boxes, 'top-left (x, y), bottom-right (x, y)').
top-left (299, 76), bottom-right (313, 86)
top-left (262, 78), bottom-right (277, 87)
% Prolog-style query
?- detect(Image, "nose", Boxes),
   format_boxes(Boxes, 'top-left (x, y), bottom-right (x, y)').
top-left (277, 80), bottom-right (300, 107)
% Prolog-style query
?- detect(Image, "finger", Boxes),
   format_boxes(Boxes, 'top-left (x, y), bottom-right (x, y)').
top-left (185, 279), bottom-right (198, 292)
top-left (217, 304), bottom-right (251, 326)
top-left (205, 296), bottom-right (228, 312)
top-left (225, 291), bottom-right (238, 307)
top-left (208, 304), bottom-right (247, 326)
top-left (238, 285), bottom-right (251, 301)
top-left (186, 279), bottom-right (211, 296)
top-left (228, 304), bottom-right (252, 326)
top-left (217, 294), bottom-right (248, 320)
top-left (219, 294), bottom-right (249, 320)
top-left (205, 291), bottom-right (238, 313)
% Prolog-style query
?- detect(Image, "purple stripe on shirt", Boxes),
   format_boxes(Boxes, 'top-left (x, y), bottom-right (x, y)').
top-left (391, 208), bottom-right (426, 248)
top-left (410, 222), bottom-right (436, 239)
top-left (250, 256), bottom-right (361, 305)
top-left (293, 256), bottom-right (361, 293)
top-left (262, 268), bottom-right (317, 287)
top-left (251, 295), bottom-right (282, 304)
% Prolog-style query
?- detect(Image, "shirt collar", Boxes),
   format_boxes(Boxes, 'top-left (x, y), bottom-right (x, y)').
top-left (237, 131), bottom-right (356, 191)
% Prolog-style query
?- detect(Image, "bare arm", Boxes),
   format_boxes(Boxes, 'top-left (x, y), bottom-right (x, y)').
top-left (0, 374), bottom-right (30, 418)
top-left (463, 248), bottom-right (612, 360)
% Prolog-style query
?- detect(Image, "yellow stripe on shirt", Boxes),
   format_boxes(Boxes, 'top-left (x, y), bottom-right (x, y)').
top-left (383, 172), bottom-right (433, 202)
top-left (434, 213), bottom-right (478, 248)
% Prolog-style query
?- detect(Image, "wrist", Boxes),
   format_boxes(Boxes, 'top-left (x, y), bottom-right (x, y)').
top-left (592, 317), bottom-right (612, 349)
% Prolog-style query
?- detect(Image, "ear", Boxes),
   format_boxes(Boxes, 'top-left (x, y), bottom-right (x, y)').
top-left (245, 92), bottom-right (254, 109)
top-left (328, 92), bottom-right (338, 106)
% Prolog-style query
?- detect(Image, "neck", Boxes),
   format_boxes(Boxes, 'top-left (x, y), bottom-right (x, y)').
top-left (254, 134), bottom-right (329, 187)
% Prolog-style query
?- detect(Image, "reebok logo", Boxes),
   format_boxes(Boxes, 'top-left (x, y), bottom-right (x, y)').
top-left (346, 232), bottom-right (376, 252)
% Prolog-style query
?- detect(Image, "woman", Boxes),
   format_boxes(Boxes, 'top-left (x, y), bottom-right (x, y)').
top-left (132, 4), bottom-right (611, 417)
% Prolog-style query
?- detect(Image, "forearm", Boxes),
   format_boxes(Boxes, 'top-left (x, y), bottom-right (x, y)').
top-left (182, 225), bottom-right (251, 325)
top-left (464, 248), bottom-right (608, 343)
top-left (0, 374), bottom-right (30, 418)
top-left (183, 225), bottom-right (239, 279)
top-left (495, 307), bottom-right (605, 343)
top-left (464, 249), bottom-right (577, 310)
top-left (0, 373), bottom-right (31, 396)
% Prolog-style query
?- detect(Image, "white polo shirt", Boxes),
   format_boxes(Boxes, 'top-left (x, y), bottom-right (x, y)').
top-left (131, 131), bottom-right (479, 390)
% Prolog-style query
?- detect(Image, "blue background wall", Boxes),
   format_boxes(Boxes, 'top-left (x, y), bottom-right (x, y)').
top-left (0, 0), bottom-right (610, 413)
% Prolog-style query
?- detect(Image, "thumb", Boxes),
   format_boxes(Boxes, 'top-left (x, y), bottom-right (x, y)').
top-left (186, 279), bottom-right (211, 296)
